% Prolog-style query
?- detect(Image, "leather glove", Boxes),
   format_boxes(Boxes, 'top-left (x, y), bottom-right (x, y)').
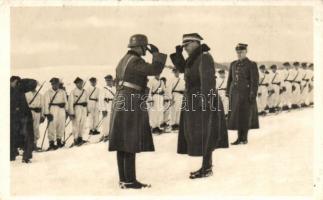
top-left (249, 92), bottom-right (256, 103)
top-left (102, 111), bottom-right (108, 118)
top-left (45, 114), bottom-right (53, 122)
top-left (40, 116), bottom-right (45, 124)
top-left (175, 45), bottom-right (183, 54)
top-left (148, 44), bottom-right (159, 54)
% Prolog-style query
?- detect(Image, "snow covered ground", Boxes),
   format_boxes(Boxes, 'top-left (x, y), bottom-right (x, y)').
top-left (10, 108), bottom-right (314, 196)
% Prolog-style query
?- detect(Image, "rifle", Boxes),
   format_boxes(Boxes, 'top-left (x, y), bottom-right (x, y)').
top-left (29, 81), bottom-right (46, 105)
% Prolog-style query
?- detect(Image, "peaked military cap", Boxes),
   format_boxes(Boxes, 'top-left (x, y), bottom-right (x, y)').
top-left (50, 77), bottom-right (60, 84)
top-left (73, 77), bottom-right (83, 84)
top-left (293, 62), bottom-right (300, 66)
top-left (235, 43), bottom-right (248, 51)
top-left (10, 76), bottom-right (21, 82)
top-left (270, 64), bottom-right (277, 69)
top-left (283, 62), bottom-right (290, 66)
top-left (89, 77), bottom-right (97, 82)
top-left (182, 33), bottom-right (203, 45)
top-left (104, 75), bottom-right (113, 80)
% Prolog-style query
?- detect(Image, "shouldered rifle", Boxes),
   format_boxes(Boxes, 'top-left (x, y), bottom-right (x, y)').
top-left (29, 81), bottom-right (46, 105)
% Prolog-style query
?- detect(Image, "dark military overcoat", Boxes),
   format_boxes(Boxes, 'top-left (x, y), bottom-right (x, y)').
top-left (170, 44), bottom-right (229, 156)
top-left (108, 50), bottom-right (167, 153)
top-left (226, 58), bottom-right (260, 130)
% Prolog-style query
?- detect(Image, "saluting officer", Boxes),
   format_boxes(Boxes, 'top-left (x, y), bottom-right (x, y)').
top-left (68, 77), bottom-right (89, 146)
top-left (87, 77), bottom-right (101, 135)
top-left (108, 34), bottom-right (167, 189)
top-left (226, 43), bottom-right (259, 145)
top-left (43, 78), bottom-right (68, 150)
top-left (100, 74), bottom-right (116, 142)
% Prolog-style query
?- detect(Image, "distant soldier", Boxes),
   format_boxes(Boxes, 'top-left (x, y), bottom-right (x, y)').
top-left (100, 74), bottom-right (116, 142)
top-left (170, 33), bottom-right (228, 179)
top-left (215, 69), bottom-right (229, 116)
top-left (87, 77), bottom-right (101, 135)
top-left (108, 34), bottom-right (167, 189)
top-left (160, 77), bottom-right (172, 132)
top-left (290, 62), bottom-right (302, 109)
top-left (25, 81), bottom-right (45, 151)
top-left (148, 75), bottom-right (166, 134)
top-left (267, 64), bottom-right (282, 113)
top-left (226, 43), bottom-right (259, 145)
top-left (43, 78), bottom-right (68, 150)
top-left (300, 62), bottom-right (310, 107)
top-left (281, 62), bottom-right (293, 110)
top-left (68, 77), bottom-right (89, 146)
top-left (170, 68), bottom-right (185, 130)
top-left (257, 65), bottom-right (270, 115)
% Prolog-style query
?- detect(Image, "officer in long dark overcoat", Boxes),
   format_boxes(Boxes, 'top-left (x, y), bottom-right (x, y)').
top-left (226, 43), bottom-right (259, 145)
top-left (170, 33), bottom-right (229, 179)
top-left (108, 34), bottom-right (167, 189)
top-left (10, 76), bottom-right (21, 161)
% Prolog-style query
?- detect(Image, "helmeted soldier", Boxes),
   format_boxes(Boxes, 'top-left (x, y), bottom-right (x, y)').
top-left (267, 64), bottom-right (283, 113)
top-left (170, 68), bottom-right (185, 130)
top-left (216, 69), bottom-right (229, 116)
top-left (43, 77), bottom-right (68, 150)
top-left (69, 77), bottom-right (89, 146)
top-left (87, 77), bottom-right (101, 135)
top-left (170, 33), bottom-right (228, 179)
top-left (307, 63), bottom-right (314, 105)
top-left (280, 62), bottom-right (293, 110)
top-left (100, 74), bottom-right (116, 142)
top-left (300, 62), bottom-right (310, 107)
top-left (226, 43), bottom-right (259, 145)
top-left (108, 34), bottom-right (167, 189)
top-left (257, 65), bottom-right (270, 116)
top-left (290, 62), bottom-right (303, 109)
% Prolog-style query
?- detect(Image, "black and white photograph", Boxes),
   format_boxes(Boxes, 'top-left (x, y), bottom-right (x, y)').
top-left (1, 0), bottom-right (323, 199)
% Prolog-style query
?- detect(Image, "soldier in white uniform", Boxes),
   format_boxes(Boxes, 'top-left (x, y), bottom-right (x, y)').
top-left (100, 75), bottom-right (116, 142)
top-left (281, 62), bottom-right (293, 110)
top-left (148, 75), bottom-right (165, 134)
top-left (307, 63), bottom-right (314, 106)
top-left (43, 78), bottom-right (68, 150)
top-left (161, 77), bottom-right (172, 133)
top-left (299, 63), bottom-right (310, 107)
top-left (170, 68), bottom-right (185, 130)
top-left (25, 82), bottom-right (45, 150)
top-left (290, 62), bottom-right (302, 109)
top-left (215, 69), bottom-right (229, 116)
top-left (257, 65), bottom-right (270, 115)
top-left (87, 77), bottom-right (101, 135)
top-left (68, 77), bottom-right (89, 146)
top-left (267, 64), bottom-right (282, 113)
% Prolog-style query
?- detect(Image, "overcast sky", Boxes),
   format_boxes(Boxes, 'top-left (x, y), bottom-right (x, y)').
top-left (11, 6), bottom-right (313, 69)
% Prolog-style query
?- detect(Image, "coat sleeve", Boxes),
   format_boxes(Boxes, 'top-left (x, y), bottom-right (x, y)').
top-left (133, 52), bottom-right (167, 76)
top-left (226, 63), bottom-right (233, 97)
top-left (250, 62), bottom-right (259, 96)
top-left (199, 53), bottom-right (215, 104)
top-left (170, 52), bottom-right (186, 73)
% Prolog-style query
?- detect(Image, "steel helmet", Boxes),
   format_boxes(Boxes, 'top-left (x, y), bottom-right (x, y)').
top-left (128, 34), bottom-right (148, 48)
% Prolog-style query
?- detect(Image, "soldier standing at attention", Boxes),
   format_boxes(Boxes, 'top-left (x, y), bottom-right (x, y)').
top-left (290, 62), bottom-right (302, 109)
top-left (281, 62), bottom-right (292, 110)
top-left (100, 74), bottom-right (116, 142)
top-left (25, 81), bottom-right (45, 151)
top-left (68, 77), bottom-right (89, 146)
top-left (43, 78), bottom-right (68, 150)
top-left (226, 43), bottom-right (259, 145)
top-left (257, 65), bottom-right (270, 116)
top-left (170, 68), bottom-right (185, 130)
top-left (108, 34), bottom-right (167, 189)
top-left (170, 33), bottom-right (228, 179)
top-left (215, 69), bottom-right (229, 117)
top-left (267, 64), bottom-right (283, 113)
top-left (87, 77), bottom-right (101, 135)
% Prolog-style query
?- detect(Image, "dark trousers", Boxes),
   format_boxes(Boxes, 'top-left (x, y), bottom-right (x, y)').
top-left (202, 151), bottom-right (213, 169)
top-left (117, 151), bottom-right (136, 183)
top-left (238, 129), bottom-right (249, 141)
